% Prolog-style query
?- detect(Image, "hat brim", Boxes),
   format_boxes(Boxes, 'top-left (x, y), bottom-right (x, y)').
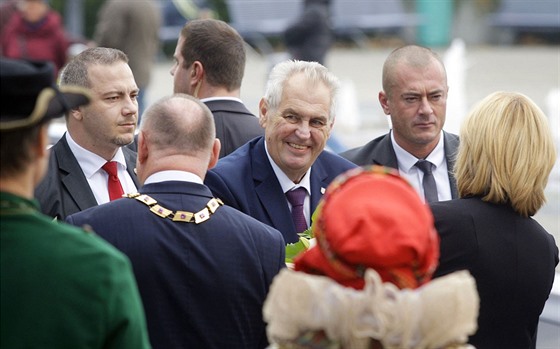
top-left (0, 85), bottom-right (90, 131)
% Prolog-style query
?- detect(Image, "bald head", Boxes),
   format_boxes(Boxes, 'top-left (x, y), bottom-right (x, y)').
top-left (136, 94), bottom-right (219, 183)
top-left (140, 94), bottom-right (215, 156)
top-left (382, 45), bottom-right (447, 98)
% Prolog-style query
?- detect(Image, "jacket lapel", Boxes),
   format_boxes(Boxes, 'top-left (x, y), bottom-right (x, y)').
top-left (56, 136), bottom-right (98, 211)
top-left (371, 133), bottom-right (399, 168)
top-left (443, 131), bottom-right (460, 199)
top-left (252, 139), bottom-right (297, 241)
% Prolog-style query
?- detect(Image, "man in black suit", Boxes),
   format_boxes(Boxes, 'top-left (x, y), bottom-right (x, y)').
top-left (35, 47), bottom-right (140, 220)
top-left (170, 18), bottom-right (264, 158)
top-left (341, 45), bottom-right (459, 201)
top-left (67, 94), bottom-right (285, 349)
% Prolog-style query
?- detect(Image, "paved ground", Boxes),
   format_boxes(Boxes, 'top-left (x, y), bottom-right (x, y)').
top-left (147, 43), bottom-right (560, 250)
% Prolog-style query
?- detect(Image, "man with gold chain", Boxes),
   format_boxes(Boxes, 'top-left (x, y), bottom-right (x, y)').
top-left (66, 93), bottom-right (285, 349)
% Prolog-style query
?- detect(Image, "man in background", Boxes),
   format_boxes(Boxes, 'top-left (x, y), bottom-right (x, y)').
top-left (170, 18), bottom-right (263, 158)
top-left (94, 0), bottom-right (161, 116)
top-left (341, 45), bottom-right (459, 202)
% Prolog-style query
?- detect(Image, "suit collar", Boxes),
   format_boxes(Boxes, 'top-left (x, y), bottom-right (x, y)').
top-left (442, 131), bottom-right (459, 199)
top-left (140, 181), bottom-right (214, 198)
top-left (53, 136), bottom-right (98, 211)
top-left (250, 137), bottom-right (329, 238)
top-left (203, 99), bottom-right (253, 115)
top-left (370, 132), bottom-right (399, 168)
top-left (250, 138), bottom-right (300, 240)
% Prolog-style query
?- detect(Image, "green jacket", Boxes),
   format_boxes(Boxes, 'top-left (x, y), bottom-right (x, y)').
top-left (0, 192), bottom-right (151, 349)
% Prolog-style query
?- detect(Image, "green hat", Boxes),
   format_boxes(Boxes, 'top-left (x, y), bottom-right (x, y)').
top-left (0, 58), bottom-right (90, 131)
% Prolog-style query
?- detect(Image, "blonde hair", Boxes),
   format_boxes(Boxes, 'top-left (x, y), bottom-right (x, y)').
top-left (455, 91), bottom-right (556, 217)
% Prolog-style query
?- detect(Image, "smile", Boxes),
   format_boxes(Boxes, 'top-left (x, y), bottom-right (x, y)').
top-left (288, 142), bottom-right (308, 150)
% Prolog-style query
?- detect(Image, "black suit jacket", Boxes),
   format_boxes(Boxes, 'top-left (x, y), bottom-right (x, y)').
top-left (35, 134), bottom-right (140, 220)
top-left (430, 197), bottom-right (559, 348)
top-left (340, 131), bottom-right (460, 199)
top-left (66, 181), bottom-right (285, 349)
top-left (204, 99), bottom-right (264, 158)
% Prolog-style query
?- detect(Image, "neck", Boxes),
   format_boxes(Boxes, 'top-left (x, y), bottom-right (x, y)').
top-left (198, 84), bottom-right (241, 99)
top-left (139, 154), bottom-right (208, 184)
top-left (0, 175), bottom-right (35, 199)
top-left (67, 129), bottom-right (120, 161)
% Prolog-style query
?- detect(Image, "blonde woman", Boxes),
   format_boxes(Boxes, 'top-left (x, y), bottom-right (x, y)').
top-left (430, 91), bottom-right (558, 348)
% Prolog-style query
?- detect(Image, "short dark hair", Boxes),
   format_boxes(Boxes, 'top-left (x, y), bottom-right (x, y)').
top-left (180, 19), bottom-right (246, 91)
top-left (0, 123), bottom-right (43, 178)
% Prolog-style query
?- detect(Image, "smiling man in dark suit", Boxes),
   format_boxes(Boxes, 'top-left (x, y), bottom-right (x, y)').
top-left (35, 47), bottom-right (140, 220)
top-left (170, 18), bottom-right (264, 158)
top-left (205, 60), bottom-right (356, 244)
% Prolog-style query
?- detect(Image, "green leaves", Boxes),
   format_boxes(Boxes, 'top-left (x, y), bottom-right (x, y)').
top-left (285, 226), bottom-right (314, 264)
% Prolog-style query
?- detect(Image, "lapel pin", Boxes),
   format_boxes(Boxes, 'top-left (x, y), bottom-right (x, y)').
top-left (321, 187), bottom-right (326, 194)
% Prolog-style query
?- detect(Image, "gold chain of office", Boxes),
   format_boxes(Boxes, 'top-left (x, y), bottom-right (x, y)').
top-left (124, 193), bottom-right (224, 224)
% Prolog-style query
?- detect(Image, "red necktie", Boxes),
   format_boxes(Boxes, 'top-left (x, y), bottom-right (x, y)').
top-left (102, 161), bottom-right (124, 201)
top-left (286, 187), bottom-right (308, 233)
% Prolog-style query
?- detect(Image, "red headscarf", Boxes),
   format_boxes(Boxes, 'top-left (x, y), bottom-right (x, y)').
top-left (295, 165), bottom-right (439, 290)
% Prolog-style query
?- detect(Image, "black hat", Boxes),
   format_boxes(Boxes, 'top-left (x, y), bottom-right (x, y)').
top-left (0, 58), bottom-right (91, 131)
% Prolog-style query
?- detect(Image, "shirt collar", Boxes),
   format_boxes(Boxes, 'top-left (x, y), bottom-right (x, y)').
top-left (65, 132), bottom-right (127, 179)
top-left (200, 96), bottom-right (243, 104)
top-left (264, 140), bottom-right (311, 194)
top-left (391, 131), bottom-right (445, 173)
top-left (144, 170), bottom-right (203, 185)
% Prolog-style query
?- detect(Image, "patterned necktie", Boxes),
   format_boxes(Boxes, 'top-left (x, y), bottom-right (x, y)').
top-left (285, 187), bottom-right (308, 233)
top-left (415, 160), bottom-right (438, 203)
top-left (102, 161), bottom-right (124, 201)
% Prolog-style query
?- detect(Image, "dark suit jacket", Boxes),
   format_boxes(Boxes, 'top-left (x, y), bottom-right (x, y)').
top-left (66, 181), bottom-right (285, 349)
top-left (340, 131), bottom-right (460, 199)
top-left (204, 99), bottom-right (264, 158)
top-left (35, 134), bottom-right (140, 220)
top-left (430, 197), bottom-right (559, 349)
top-left (205, 136), bottom-right (357, 243)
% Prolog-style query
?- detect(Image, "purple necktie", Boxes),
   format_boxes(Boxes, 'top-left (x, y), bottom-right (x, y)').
top-left (286, 187), bottom-right (308, 233)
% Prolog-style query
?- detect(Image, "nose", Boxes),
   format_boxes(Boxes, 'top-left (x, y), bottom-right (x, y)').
top-left (419, 97), bottom-right (434, 115)
top-left (294, 120), bottom-right (311, 139)
top-left (123, 95), bottom-right (138, 116)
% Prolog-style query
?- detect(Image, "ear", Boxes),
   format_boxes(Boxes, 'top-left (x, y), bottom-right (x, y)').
top-left (192, 61), bottom-right (204, 82)
top-left (258, 98), bottom-right (268, 128)
top-left (379, 91), bottom-right (390, 115)
top-left (69, 107), bottom-right (83, 121)
top-left (327, 117), bottom-right (335, 136)
top-left (137, 131), bottom-right (148, 165)
top-left (36, 124), bottom-right (50, 158)
top-left (208, 138), bottom-right (221, 170)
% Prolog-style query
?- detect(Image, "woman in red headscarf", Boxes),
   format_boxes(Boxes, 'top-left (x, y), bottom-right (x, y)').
top-left (264, 165), bottom-right (479, 349)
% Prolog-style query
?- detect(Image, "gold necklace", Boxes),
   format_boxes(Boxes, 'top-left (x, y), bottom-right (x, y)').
top-left (125, 193), bottom-right (223, 224)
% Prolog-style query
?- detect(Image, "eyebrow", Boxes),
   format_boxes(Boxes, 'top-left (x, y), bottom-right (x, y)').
top-left (401, 89), bottom-right (445, 97)
top-left (282, 108), bottom-right (328, 120)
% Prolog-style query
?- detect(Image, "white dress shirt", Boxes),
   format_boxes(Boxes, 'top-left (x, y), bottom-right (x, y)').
top-left (265, 141), bottom-right (311, 227)
top-left (391, 131), bottom-right (452, 202)
top-left (66, 132), bottom-right (138, 205)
